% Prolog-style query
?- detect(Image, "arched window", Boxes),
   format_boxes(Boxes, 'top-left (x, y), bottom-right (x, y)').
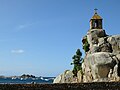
top-left (95, 20), bottom-right (98, 28)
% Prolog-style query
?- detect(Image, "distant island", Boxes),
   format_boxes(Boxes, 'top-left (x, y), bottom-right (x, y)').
top-left (0, 74), bottom-right (37, 79)
top-left (0, 74), bottom-right (55, 83)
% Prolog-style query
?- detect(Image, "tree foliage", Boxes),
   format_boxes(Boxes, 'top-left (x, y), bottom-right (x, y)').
top-left (82, 36), bottom-right (90, 52)
top-left (71, 49), bottom-right (83, 77)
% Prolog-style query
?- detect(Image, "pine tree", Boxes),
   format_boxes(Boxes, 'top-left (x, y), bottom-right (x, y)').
top-left (71, 49), bottom-right (83, 77)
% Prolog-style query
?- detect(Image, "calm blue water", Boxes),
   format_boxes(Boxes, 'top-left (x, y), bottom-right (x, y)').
top-left (0, 77), bottom-right (54, 84)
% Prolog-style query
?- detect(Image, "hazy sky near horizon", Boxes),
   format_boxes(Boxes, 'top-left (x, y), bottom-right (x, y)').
top-left (0, 0), bottom-right (120, 77)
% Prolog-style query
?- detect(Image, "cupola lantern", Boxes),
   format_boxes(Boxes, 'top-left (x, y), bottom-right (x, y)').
top-left (90, 9), bottom-right (103, 29)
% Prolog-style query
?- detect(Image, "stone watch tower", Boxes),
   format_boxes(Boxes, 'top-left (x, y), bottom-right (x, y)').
top-left (90, 9), bottom-right (103, 29)
top-left (85, 9), bottom-right (108, 53)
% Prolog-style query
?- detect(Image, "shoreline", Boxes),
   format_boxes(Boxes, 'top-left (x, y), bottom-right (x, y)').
top-left (0, 82), bottom-right (120, 90)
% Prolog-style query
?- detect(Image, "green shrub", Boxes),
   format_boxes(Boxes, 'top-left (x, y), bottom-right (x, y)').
top-left (82, 37), bottom-right (90, 52)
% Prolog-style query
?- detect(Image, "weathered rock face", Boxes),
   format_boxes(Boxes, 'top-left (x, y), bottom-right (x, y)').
top-left (82, 29), bottom-right (120, 82)
top-left (83, 29), bottom-right (120, 82)
top-left (82, 52), bottom-right (117, 82)
top-left (87, 29), bottom-right (113, 54)
top-left (53, 29), bottom-right (120, 83)
top-left (87, 29), bottom-right (106, 48)
top-left (53, 70), bottom-right (82, 83)
top-left (107, 35), bottom-right (120, 54)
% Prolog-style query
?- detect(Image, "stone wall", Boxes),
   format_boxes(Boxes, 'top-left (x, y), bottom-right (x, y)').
top-left (1, 83), bottom-right (120, 90)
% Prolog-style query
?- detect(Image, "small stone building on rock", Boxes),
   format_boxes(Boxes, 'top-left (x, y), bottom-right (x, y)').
top-left (53, 9), bottom-right (120, 83)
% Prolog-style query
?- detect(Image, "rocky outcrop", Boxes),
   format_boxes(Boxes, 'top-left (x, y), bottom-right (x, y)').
top-left (87, 29), bottom-right (106, 48)
top-left (53, 70), bottom-right (74, 83)
top-left (53, 29), bottom-right (120, 83)
top-left (107, 35), bottom-right (120, 54)
top-left (83, 29), bottom-right (120, 82)
top-left (53, 70), bottom-right (82, 83)
top-left (82, 52), bottom-right (117, 82)
top-left (82, 29), bottom-right (120, 82)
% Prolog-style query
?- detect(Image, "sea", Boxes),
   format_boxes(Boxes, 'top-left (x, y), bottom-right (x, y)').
top-left (0, 77), bottom-right (54, 84)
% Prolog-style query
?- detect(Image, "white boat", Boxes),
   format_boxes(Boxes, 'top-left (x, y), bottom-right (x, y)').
top-left (12, 77), bottom-right (17, 80)
top-left (40, 77), bottom-right (44, 80)
top-left (20, 78), bottom-right (23, 80)
top-left (44, 79), bottom-right (49, 81)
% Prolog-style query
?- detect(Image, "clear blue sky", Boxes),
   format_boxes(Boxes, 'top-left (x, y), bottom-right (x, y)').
top-left (0, 0), bottom-right (119, 77)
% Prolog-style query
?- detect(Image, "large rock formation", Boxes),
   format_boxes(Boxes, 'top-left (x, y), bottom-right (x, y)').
top-left (82, 30), bottom-right (120, 82)
top-left (53, 10), bottom-right (120, 83)
top-left (53, 70), bottom-right (83, 83)
top-left (53, 29), bottom-right (120, 83)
